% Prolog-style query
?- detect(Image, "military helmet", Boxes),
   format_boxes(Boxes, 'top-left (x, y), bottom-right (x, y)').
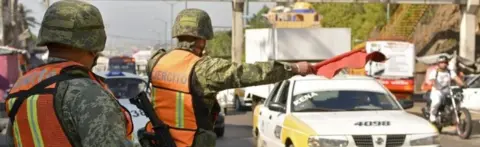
top-left (437, 55), bottom-right (449, 63)
top-left (37, 0), bottom-right (106, 53)
top-left (172, 8), bottom-right (213, 40)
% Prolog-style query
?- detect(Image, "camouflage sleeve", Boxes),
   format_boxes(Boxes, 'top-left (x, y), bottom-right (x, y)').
top-left (194, 56), bottom-right (296, 95)
top-left (146, 49), bottom-right (167, 77)
top-left (67, 80), bottom-right (132, 147)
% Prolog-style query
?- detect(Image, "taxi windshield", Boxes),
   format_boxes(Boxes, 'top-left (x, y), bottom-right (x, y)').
top-left (291, 90), bottom-right (401, 112)
top-left (109, 63), bottom-right (136, 74)
top-left (104, 78), bottom-right (147, 99)
top-left (108, 57), bottom-right (136, 74)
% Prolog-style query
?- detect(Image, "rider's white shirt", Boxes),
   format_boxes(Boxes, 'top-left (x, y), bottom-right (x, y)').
top-left (428, 70), bottom-right (457, 94)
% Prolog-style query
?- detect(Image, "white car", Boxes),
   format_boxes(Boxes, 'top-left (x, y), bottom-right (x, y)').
top-left (96, 71), bottom-right (150, 146)
top-left (461, 74), bottom-right (480, 112)
top-left (254, 75), bottom-right (439, 147)
top-left (217, 89), bottom-right (236, 111)
top-left (217, 88), bottom-right (255, 111)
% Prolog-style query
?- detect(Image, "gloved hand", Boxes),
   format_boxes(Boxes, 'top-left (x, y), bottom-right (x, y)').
top-left (291, 61), bottom-right (315, 76)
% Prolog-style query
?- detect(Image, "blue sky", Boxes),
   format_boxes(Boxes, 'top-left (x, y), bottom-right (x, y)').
top-left (20, 0), bottom-right (275, 50)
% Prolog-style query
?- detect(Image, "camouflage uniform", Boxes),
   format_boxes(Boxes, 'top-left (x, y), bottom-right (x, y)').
top-left (147, 8), bottom-right (295, 146)
top-left (7, 0), bottom-right (132, 147)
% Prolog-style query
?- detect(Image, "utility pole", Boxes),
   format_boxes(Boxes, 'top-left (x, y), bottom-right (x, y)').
top-left (0, 1), bottom-right (4, 45)
top-left (231, 0), bottom-right (245, 63)
top-left (185, 0), bottom-right (188, 8)
top-left (165, 3), bottom-right (180, 47)
top-left (156, 19), bottom-right (168, 48)
top-left (386, 3), bottom-right (390, 21)
top-left (171, 4), bottom-right (174, 46)
top-left (45, 0), bottom-right (50, 7)
top-left (164, 21), bottom-right (167, 48)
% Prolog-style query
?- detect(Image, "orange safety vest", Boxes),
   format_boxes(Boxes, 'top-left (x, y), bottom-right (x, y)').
top-left (146, 49), bottom-right (210, 147)
top-left (5, 61), bottom-right (133, 147)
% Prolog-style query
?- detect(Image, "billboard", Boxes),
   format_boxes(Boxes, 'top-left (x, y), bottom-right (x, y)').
top-left (245, 28), bottom-right (352, 61)
top-left (365, 41), bottom-right (415, 77)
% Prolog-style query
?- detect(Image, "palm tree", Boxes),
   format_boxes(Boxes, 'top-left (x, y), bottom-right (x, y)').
top-left (22, 8), bottom-right (40, 28)
top-left (2, 0), bottom-right (39, 49)
top-left (247, 6), bottom-right (271, 29)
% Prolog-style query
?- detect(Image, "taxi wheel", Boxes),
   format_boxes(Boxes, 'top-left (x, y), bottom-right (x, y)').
top-left (286, 140), bottom-right (294, 147)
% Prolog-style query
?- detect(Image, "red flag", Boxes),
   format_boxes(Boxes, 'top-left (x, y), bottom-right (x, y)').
top-left (314, 49), bottom-right (386, 79)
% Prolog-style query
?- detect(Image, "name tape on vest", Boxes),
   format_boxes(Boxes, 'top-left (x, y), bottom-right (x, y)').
top-left (152, 71), bottom-right (188, 84)
top-left (15, 69), bottom-right (58, 89)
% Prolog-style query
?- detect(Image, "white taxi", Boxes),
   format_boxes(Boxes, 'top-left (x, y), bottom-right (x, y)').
top-left (96, 71), bottom-right (150, 146)
top-left (253, 75), bottom-right (439, 147)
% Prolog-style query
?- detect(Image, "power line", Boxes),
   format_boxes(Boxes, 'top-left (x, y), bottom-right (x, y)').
top-left (107, 34), bottom-right (160, 42)
top-left (89, 0), bottom-right (232, 2)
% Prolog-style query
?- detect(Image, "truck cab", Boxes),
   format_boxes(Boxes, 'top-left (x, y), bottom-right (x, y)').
top-left (244, 3), bottom-right (351, 110)
top-left (348, 39), bottom-right (416, 101)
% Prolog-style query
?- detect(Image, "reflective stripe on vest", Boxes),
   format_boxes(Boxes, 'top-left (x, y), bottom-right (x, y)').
top-left (148, 49), bottom-right (201, 147)
top-left (5, 61), bottom-right (133, 147)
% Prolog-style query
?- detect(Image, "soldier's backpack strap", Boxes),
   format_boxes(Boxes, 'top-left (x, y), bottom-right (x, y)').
top-left (434, 69), bottom-right (452, 82)
top-left (7, 65), bottom-right (91, 123)
top-left (146, 49), bottom-right (172, 92)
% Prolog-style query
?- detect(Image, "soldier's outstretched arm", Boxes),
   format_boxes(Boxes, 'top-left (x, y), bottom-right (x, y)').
top-left (194, 56), bottom-right (296, 92)
top-left (69, 83), bottom-right (133, 147)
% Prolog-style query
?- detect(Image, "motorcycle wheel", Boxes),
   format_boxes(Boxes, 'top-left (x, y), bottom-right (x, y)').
top-left (421, 107), bottom-right (429, 119)
top-left (456, 108), bottom-right (473, 139)
top-left (422, 107), bottom-right (443, 132)
top-left (435, 124), bottom-right (443, 133)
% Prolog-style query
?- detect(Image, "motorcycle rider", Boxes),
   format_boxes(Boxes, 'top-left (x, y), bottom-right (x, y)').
top-left (427, 55), bottom-right (465, 122)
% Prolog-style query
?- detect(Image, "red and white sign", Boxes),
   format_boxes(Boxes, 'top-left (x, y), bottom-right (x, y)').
top-left (365, 41), bottom-right (415, 78)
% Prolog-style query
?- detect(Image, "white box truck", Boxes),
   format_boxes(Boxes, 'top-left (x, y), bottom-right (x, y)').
top-left (237, 28), bottom-right (351, 110)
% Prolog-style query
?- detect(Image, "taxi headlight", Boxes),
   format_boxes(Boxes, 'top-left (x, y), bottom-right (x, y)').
top-left (308, 136), bottom-right (348, 147)
top-left (410, 135), bottom-right (439, 146)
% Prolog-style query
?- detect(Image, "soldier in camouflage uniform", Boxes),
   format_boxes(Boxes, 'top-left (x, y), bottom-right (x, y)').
top-left (5, 0), bottom-right (133, 147)
top-left (145, 8), bottom-right (313, 147)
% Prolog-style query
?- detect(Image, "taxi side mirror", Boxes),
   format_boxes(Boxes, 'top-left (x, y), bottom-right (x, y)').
top-left (268, 103), bottom-right (286, 113)
top-left (399, 99), bottom-right (414, 109)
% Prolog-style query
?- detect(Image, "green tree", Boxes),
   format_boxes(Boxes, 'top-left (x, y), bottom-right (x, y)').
top-left (313, 3), bottom-right (387, 45)
top-left (247, 5), bottom-right (271, 29)
top-left (206, 31), bottom-right (232, 58)
top-left (207, 5), bottom-right (271, 59)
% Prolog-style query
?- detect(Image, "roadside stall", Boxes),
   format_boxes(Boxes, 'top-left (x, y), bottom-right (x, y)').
top-left (0, 46), bottom-right (28, 101)
top-left (0, 46), bottom-right (28, 126)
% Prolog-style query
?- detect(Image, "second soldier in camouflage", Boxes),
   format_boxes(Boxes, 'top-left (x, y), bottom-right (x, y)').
top-left (145, 8), bottom-right (314, 147)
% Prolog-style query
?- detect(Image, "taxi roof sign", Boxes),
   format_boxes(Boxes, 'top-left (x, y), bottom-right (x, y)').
top-left (107, 71), bottom-right (125, 76)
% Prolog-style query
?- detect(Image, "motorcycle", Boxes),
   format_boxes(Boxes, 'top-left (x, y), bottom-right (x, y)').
top-left (421, 87), bottom-right (473, 139)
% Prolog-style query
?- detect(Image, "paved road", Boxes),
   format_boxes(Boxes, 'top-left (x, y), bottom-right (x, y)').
top-left (217, 103), bottom-right (480, 147)
top-left (216, 111), bottom-right (256, 147)
top-left (407, 102), bottom-right (480, 147)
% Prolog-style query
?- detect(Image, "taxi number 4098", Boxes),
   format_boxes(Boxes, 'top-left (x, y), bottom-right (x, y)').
top-left (130, 110), bottom-right (146, 117)
top-left (354, 121), bottom-right (390, 126)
